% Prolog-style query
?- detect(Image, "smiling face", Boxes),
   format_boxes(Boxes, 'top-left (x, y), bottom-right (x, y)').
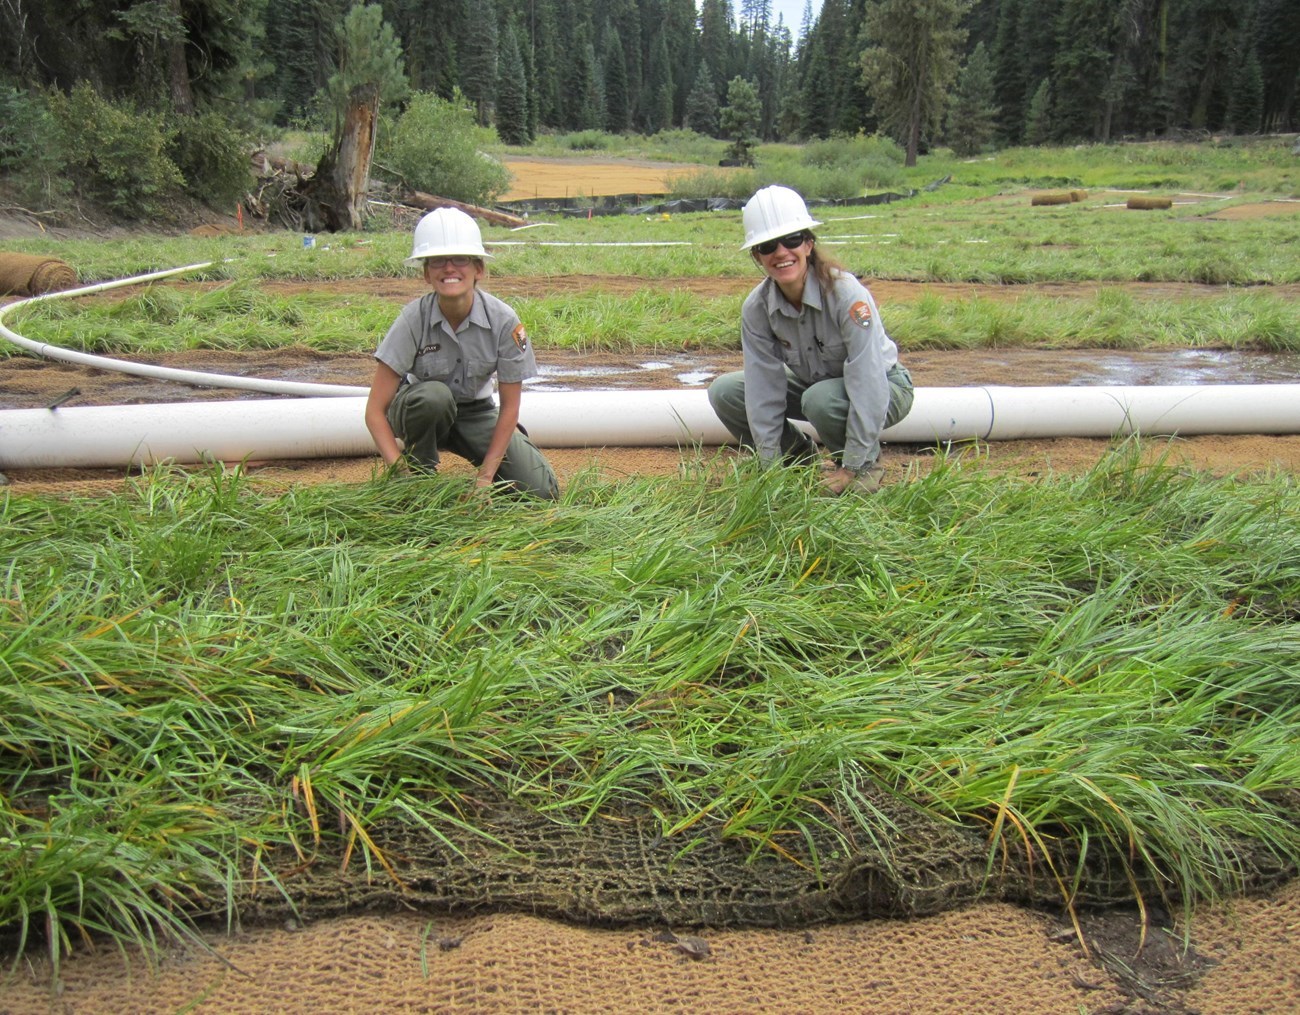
top-left (753, 232), bottom-right (811, 302)
top-left (423, 255), bottom-right (484, 300)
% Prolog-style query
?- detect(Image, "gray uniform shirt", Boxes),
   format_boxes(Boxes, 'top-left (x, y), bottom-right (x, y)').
top-left (374, 289), bottom-right (537, 403)
top-left (740, 270), bottom-right (899, 470)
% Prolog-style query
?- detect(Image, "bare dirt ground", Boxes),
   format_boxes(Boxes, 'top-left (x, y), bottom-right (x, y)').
top-left (3, 173), bottom-right (1300, 1010)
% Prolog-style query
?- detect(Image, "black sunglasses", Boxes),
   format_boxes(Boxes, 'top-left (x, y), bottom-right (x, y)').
top-left (754, 231), bottom-right (810, 256)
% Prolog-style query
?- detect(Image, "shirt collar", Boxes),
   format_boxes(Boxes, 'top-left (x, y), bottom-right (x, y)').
top-left (428, 291), bottom-right (488, 330)
top-left (763, 272), bottom-right (823, 318)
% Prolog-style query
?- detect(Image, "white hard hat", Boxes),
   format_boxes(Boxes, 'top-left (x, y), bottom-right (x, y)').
top-left (740, 185), bottom-right (822, 250)
top-left (404, 207), bottom-right (492, 266)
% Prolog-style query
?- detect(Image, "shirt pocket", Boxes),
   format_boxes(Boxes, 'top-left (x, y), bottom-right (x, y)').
top-left (412, 343), bottom-right (456, 381)
top-left (818, 329), bottom-right (848, 364)
top-left (464, 356), bottom-right (497, 395)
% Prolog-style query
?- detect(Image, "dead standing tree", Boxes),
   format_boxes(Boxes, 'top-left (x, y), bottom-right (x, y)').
top-left (293, 4), bottom-right (407, 233)
top-left (301, 81), bottom-right (379, 232)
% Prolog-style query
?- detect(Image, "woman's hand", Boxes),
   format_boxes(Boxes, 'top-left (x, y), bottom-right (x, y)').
top-left (820, 466), bottom-right (857, 496)
top-left (821, 465), bottom-right (884, 496)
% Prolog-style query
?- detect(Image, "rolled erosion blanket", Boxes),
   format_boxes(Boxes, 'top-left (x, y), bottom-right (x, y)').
top-left (1127, 195), bottom-right (1173, 210)
top-left (0, 253), bottom-right (78, 296)
top-left (1030, 192), bottom-right (1074, 206)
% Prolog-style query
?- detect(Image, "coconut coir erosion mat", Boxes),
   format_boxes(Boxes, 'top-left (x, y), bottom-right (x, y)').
top-left (233, 789), bottom-right (1294, 930)
top-left (0, 251), bottom-right (77, 296)
top-left (7, 797), bottom-right (1299, 1014)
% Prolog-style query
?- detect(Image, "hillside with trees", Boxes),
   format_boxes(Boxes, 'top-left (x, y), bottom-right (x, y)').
top-left (1, 0), bottom-right (1296, 222)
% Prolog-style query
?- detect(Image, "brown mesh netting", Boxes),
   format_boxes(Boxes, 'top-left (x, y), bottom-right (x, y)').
top-left (0, 252), bottom-right (78, 296)
top-left (236, 790), bottom-right (1295, 929)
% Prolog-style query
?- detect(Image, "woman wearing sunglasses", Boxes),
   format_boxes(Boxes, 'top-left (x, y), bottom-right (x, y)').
top-left (365, 207), bottom-right (559, 498)
top-left (707, 185), bottom-right (914, 494)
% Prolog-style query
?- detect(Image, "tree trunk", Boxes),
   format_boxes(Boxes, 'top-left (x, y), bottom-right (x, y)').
top-left (165, 0), bottom-right (195, 116)
top-left (303, 86), bottom-right (379, 232)
top-left (906, 57), bottom-right (925, 168)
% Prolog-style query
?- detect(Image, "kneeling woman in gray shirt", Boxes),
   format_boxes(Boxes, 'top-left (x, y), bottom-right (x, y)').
top-left (365, 208), bottom-right (558, 499)
top-left (708, 185), bottom-right (914, 495)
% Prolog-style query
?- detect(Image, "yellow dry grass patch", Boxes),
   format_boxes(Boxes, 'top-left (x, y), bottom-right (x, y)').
top-left (501, 157), bottom-right (713, 201)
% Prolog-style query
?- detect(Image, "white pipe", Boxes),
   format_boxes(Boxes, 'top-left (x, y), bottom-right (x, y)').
top-left (7, 384), bottom-right (1300, 469)
top-left (0, 264), bottom-right (368, 398)
top-left (7, 264), bottom-right (1300, 470)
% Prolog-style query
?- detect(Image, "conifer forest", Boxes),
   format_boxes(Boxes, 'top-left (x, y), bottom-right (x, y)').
top-left (3, 0), bottom-right (1296, 156)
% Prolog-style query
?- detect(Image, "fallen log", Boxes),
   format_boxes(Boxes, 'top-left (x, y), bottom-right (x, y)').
top-left (400, 191), bottom-right (528, 228)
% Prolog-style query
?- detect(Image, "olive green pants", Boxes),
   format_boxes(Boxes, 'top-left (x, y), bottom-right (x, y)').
top-left (388, 381), bottom-right (559, 499)
top-left (707, 364), bottom-right (914, 466)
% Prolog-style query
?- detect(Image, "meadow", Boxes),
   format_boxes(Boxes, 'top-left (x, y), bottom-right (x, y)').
top-left (2, 138), bottom-right (1299, 972)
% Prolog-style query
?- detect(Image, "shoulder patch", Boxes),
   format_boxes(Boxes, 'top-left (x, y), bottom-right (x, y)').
top-left (512, 323), bottom-right (528, 351)
top-left (849, 301), bottom-right (873, 329)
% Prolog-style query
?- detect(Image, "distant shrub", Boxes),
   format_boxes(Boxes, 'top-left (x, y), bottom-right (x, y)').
top-left (761, 162), bottom-right (903, 200)
top-left (0, 86), bottom-right (68, 206)
top-left (647, 128), bottom-right (724, 163)
top-left (561, 130), bottom-right (611, 151)
top-left (797, 133), bottom-right (906, 191)
top-left (802, 132), bottom-right (904, 170)
top-left (170, 111), bottom-right (252, 206)
top-left (48, 84), bottom-right (184, 217)
top-left (665, 167), bottom-right (757, 199)
top-left (379, 90), bottom-right (509, 205)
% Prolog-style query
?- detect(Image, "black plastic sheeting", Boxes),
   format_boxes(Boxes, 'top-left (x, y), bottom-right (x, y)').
top-left (497, 188), bottom-right (922, 218)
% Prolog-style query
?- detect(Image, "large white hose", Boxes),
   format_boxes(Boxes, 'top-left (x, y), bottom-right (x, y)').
top-left (7, 384), bottom-right (1300, 468)
top-left (0, 263), bottom-right (368, 398)
top-left (5, 264), bottom-right (1300, 470)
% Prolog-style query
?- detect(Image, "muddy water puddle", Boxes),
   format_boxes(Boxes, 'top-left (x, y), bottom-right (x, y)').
top-left (2, 348), bottom-right (1296, 412)
top-left (526, 349), bottom-right (1300, 391)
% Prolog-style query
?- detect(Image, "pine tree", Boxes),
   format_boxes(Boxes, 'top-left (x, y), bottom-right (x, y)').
top-left (608, 0), bottom-right (642, 129)
top-left (664, 0), bottom-right (698, 126)
top-left (496, 22), bottom-right (530, 144)
top-left (1167, 0), bottom-right (1245, 132)
top-left (946, 41), bottom-right (998, 155)
top-left (644, 30), bottom-right (674, 132)
top-left (459, 0), bottom-right (498, 125)
top-left (581, 37), bottom-right (606, 129)
top-left (1024, 77), bottom-right (1052, 145)
top-left (719, 75), bottom-right (761, 164)
top-left (699, 0), bottom-right (731, 109)
top-left (325, 3), bottom-right (408, 122)
top-left (859, 0), bottom-right (971, 165)
top-left (685, 61), bottom-right (721, 135)
top-left (990, 0), bottom-right (1027, 143)
top-left (800, 42), bottom-right (834, 139)
top-left (1051, 0), bottom-right (1128, 141)
top-left (529, 0), bottom-right (562, 129)
top-left (604, 29), bottom-right (631, 133)
top-left (1255, 0), bottom-right (1300, 131)
top-left (1226, 48), bottom-right (1264, 134)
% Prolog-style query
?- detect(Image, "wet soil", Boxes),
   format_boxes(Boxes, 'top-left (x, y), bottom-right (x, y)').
top-left (196, 273), bottom-right (1300, 304)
